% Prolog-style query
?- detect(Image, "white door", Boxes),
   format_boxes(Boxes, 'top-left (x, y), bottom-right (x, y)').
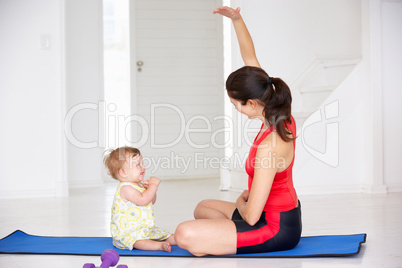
top-left (130, 0), bottom-right (225, 180)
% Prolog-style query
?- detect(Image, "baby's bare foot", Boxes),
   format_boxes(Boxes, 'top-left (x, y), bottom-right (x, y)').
top-left (161, 242), bottom-right (171, 252)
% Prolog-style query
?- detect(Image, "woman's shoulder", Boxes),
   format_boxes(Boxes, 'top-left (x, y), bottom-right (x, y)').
top-left (258, 131), bottom-right (293, 156)
top-left (257, 131), bottom-right (294, 172)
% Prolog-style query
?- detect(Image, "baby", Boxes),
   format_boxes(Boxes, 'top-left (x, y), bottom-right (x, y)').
top-left (104, 146), bottom-right (176, 252)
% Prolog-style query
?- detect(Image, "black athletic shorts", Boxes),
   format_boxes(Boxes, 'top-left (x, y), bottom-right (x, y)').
top-left (231, 200), bottom-right (302, 254)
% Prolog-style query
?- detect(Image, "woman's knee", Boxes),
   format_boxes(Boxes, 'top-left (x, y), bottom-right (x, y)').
top-left (193, 199), bottom-right (213, 219)
top-left (175, 221), bottom-right (196, 249)
top-left (194, 199), bottom-right (235, 220)
top-left (175, 221), bottom-right (210, 257)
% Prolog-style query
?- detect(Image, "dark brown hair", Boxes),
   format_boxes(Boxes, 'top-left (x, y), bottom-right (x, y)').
top-left (226, 66), bottom-right (294, 142)
top-left (103, 146), bottom-right (141, 180)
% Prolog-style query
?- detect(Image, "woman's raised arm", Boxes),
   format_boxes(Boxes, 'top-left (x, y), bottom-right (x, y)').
top-left (213, 6), bottom-right (260, 68)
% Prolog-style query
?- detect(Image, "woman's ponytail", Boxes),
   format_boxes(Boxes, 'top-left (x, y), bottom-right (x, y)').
top-left (261, 77), bottom-right (294, 142)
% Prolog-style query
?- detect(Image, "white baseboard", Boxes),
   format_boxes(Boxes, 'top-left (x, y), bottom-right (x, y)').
top-left (296, 184), bottom-right (365, 196)
top-left (68, 179), bottom-right (104, 188)
top-left (229, 169), bottom-right (248, 190)
top-left (0, 189), bottom-right (55, 199)
top-left (55, 180), bottom-right (69, 197)
top-left (363, 184), bottom-right (388, 194)
top-left (230, 184), bottom-right (402, 195)
top-left (228, 184), bottom-right (366, 195)
top-left (386, 183), bottom-right (402, 193)
top-left (229, 168), bottom-right (368, 195)
top-left (158, 174), bottom-right (219, 181)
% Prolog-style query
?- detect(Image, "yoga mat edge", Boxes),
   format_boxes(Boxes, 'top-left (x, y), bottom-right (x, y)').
top-left (0, 230), bottom-right (367, 258)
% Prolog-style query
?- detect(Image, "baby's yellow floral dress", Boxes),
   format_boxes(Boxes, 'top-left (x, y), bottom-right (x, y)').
top-left (110, 182), bottom-right (172, 250)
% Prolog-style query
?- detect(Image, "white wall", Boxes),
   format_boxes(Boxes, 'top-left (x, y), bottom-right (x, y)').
top-left (0, 0), bottom-right (105, 198)
top-left (294, 65), bottom-right (367, 194)
top-left (64, 0), bottom-right (105, 187)
top-left (0, 0), bottom-right (67, 198)
top-left (381, 1), bottom-right (402, 192)
top-left (234, 0), bottom-right (361, 79)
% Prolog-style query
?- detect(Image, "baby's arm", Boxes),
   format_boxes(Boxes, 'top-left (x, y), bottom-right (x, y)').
top-left (213, 6), bottom-right (260, 67)
top-left (120, 177), bottom-right (160, 206)
top-left (142, 177), bottom-right (158, 204)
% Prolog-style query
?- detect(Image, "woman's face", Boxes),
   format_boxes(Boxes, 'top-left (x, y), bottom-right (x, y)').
top-left (228, 96), bottom-right (260, 119)
top-left (228, 96), bottom-right (242, 112)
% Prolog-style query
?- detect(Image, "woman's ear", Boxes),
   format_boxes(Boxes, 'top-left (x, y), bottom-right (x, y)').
top-left (246, 99), bottom-right (259, 108)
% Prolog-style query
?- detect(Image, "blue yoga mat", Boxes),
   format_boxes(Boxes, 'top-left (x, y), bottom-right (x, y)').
top-left (0, 230), bottom-right (366, 258)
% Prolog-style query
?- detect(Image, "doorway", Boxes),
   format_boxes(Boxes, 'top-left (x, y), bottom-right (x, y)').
top-left (103, 0), bottom-right (226, 181)
top-left (102, 0), bottom-right (131, 149)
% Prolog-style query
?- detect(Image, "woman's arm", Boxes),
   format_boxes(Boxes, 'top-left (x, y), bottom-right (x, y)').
top-left (213, 6), bottom-right (260, 67)
top-left (236, 143), bottom-right (278, 226)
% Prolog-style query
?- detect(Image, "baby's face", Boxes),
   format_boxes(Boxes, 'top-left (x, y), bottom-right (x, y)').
top-left (123, 154), bottom-right (145, 183)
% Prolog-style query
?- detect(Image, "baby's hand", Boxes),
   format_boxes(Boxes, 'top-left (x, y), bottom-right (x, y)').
top-left (141, 180), bottom-right (149, 189)
top-left (148, 176), bottom-right (161, 186)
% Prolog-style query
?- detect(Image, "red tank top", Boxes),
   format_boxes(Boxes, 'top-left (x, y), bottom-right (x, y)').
top-left (245, 116), bottom-right (297, 212)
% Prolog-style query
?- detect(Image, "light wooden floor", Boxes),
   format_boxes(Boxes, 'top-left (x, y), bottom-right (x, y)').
top-left (0, 178), bottom-right (401, 267)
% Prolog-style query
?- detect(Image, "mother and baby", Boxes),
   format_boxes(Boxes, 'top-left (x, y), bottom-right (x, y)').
top-left (103, 6), bottom-right (301, 256)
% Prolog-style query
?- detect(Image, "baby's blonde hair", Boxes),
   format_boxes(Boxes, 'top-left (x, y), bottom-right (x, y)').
top-left (103, 146), bottom-right (141, 180)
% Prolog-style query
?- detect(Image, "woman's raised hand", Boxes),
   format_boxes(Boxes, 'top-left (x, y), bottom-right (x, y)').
top-left (213, 5), bottom-right (260, 67)
top-left (212, 6), bottom-right (241, 20)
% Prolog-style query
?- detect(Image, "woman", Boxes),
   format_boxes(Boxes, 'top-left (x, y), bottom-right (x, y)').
top-left (175, 6), bottom-right (301, 256)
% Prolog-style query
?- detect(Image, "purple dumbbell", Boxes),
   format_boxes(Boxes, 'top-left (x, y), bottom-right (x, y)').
top-left (83, 249), bottom-right (128, 268)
